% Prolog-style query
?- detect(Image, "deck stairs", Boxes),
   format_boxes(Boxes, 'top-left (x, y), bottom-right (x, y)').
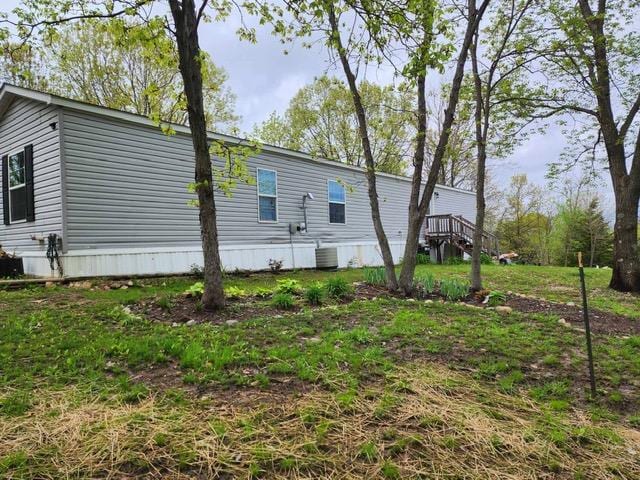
top-left (424, 214), bottom-right (499, 261)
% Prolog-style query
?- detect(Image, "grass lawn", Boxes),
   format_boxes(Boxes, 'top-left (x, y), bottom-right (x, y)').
top-left (0, 264), bottom-right (639, 478)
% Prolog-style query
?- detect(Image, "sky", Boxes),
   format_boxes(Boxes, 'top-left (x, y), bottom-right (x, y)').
top-left (1, 0), bottom-right (615, 219)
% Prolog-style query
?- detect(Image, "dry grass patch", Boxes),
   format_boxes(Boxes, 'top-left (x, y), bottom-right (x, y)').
top-left (2, 364), bottom-right (639, 479)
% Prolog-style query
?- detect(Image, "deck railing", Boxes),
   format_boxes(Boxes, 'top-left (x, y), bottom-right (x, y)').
top-left (424, 214), bottom-right (499, 256)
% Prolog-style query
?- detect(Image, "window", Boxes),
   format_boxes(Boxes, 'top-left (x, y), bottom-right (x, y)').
top-left (8, 151), bottom-right (26, 223)
top-left (328, 180), bottom-right (346, 224)
top-left (257, 168), bottom-right (278, 222)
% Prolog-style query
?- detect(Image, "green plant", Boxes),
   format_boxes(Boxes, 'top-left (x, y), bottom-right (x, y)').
top-left (439, 279), bottom-right (469, 301)
top-left (184, 281), bottom-right (204, 297)
top-left (363, 266), bottom-right (386, 286)
top-left (276, 278), bottom-right (302, 295)
top-left (271, 292), bottom-right (295, 310)
top-left (413, 272), bottom-right (436, 294)
top-left (444, 255), bottom-right (466, 265)
top-left (305, 283), bottom-right (324, 306)
top-left (224, 286), bottom-right (247, 299)
top-left (416, 252), bottom-right (430, 265)
top-left (157, 295), bottom-right (173, 311)
top-left (480, 252), bottom-right (493, 265)
top-left (324, 277), bottom-right (352, 299)
top-left (254, 287), bottom-right (273, 298)
top-left (189, 263), bottom-right (204, 278)
top-left (487, 290), bottom-right (507, 307)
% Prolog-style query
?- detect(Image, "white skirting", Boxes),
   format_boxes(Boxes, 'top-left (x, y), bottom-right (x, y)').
top-left (18, 240), bottom-right (407, 278)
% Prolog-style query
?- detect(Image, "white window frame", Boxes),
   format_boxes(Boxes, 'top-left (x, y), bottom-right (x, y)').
top-left (327, 179), bottom-right (347, 225)
top-left (7, 149), bottom-right (27, 224)
top-left (256, 168), bottom-right (278, 223)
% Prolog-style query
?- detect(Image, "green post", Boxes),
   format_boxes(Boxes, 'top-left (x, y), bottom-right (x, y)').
top-left (578, 252), bottom-right (596, 398)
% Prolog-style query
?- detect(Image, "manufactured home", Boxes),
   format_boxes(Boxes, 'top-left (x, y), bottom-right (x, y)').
top-left (0, 84), bottom-right (479, 278)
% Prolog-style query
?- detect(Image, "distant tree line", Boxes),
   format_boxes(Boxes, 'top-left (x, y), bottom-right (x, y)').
top-left (497, 174), bottom-right (613, 268)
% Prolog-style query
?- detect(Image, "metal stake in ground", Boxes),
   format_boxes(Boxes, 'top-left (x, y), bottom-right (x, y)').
top-left (577, 252), bottom-right (597, 397)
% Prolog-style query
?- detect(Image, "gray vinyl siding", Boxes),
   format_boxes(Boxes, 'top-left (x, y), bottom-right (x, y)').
top-left (61, 107), bottom-right (475, 250)
top-left (431, 185), bottom-right (476, 219)
top-left (0, 97), bottom-right (62, 252)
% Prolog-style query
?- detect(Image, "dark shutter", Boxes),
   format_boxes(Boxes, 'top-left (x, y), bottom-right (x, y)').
top-left (1, 155), bottom-right (8, 225)
top-left (24, 144), bottom-right (35, 222)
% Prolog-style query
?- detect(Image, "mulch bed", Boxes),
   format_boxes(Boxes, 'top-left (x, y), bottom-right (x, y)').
top-left (506, 295), bottom-right (639, 336)
top-left (133, 281), bottom-right (638, 337)
top-left (133, 282), bottom-right (400, 326)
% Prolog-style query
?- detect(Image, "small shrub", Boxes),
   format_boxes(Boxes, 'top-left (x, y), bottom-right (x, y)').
top-left (413, 272), bottom-right (436, 294)
top-left (224, 286), bottom-right (247, 299)
top-left (324, 277), bottom-right (352, 299)
top-left (444, 255), bottom-right (465, 265)
top-left (157, 295), bottom-right (173, 311)
top-left (416, 252), bottom-right (430, 264)
top-left (272, 292), bottom-right (295, 310)
top-left (439, 278), bottom-right (469, 301)
top-left (184, 281), bottom-right (204, 297)
top-left (276, 278), bottom-right (302, 295)
top-left (269, 258), bottom-right (283, 274)
top-left (480, 252), bottom-right (493, 265)
top-left (254, 287), bottom-right (273, 298)
top-left (305, 283), bottom-right (324, 306)
top-left (363, 266), bottom-right (386, 286)
top-left (189, 264), bottom-right (204, 278)
top-left (487, 290), bottom-right (507, 307)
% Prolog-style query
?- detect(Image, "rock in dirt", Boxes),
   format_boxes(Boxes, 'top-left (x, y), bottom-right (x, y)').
top-left (424, 299), bottom-right (434, 304)
top-left (558, 318), bottom-right (570, 327)
top-left (45, 281), bottom-right (56, 288)
top-left (566, 301), bottom-right (576, 307)
top-left (495, 306), bottom-right (513, 314)
top-left (185, 319), bottom-right (197, 326)
top-left (225, 319), bottom-right (239, 326)
top-left (69, 280), bottom-right (92, 289)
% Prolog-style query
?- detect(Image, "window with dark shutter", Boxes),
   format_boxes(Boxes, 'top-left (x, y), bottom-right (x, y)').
top-left (2, 145), bottom-right (35, 224)
top-left (2, 155), bottom-right (8, 225)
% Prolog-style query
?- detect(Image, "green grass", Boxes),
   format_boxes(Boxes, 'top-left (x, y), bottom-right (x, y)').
top-left (0, 264), bottom-right (638, 478)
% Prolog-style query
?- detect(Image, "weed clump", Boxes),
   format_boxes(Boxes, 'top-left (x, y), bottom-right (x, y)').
top-left (324, 277), bottom-right (352, 299)
top-left (304, 283), bottom-right (324, 306)
top-left (416, 252), bottom-right (430, 264)
top-left (272, 292), bottom-right (295, 310)
top-left (413, 272), bottom-right (436, 295)
top-left (487, 290), bottom-right (507, 307)
top-left (363, 267), bottom-right (386, 286)
top-left (439, 279), bottom-right (469, 301)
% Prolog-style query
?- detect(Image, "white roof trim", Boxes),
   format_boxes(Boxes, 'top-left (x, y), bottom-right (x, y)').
top-left (0, 83), bottom-right (474, 196)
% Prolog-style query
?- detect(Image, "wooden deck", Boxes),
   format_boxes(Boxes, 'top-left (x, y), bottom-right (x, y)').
top-left (425, 214), bottom-right (499, 261)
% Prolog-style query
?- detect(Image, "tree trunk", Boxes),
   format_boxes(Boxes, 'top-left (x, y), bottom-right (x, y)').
top-left (327, 6), bottom-right (398, 290)
top-left (397, 0), bottom-right (490, 294)
top-left (609, 181), bottom-right (640, 291)
top-left (398, 73), bottom-right (428, 295)
top-left (169, 0), bottom-right (225, 309)
top-left (469, 34), bottom-right (486, 292)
